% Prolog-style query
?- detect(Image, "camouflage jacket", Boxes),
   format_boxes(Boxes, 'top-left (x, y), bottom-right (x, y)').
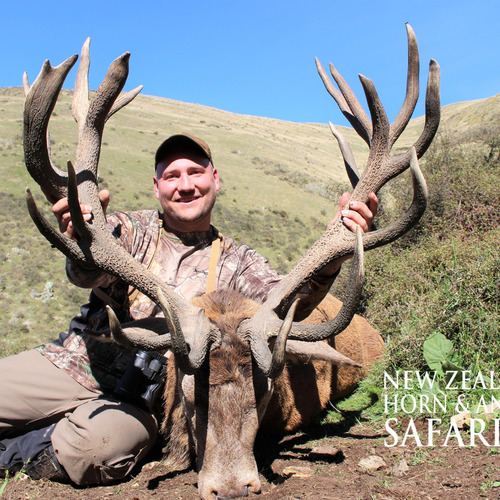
top-left (37, 210), bottom-right (338, 394)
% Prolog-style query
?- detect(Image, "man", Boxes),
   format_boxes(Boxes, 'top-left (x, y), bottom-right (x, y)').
top-left (0, 133), bottom-right (377, 485)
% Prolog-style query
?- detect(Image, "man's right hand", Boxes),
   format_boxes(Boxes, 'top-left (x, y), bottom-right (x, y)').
top-left (52, 190), bottom-right (110, 241)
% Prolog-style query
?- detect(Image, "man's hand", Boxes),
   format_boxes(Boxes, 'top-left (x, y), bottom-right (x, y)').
top-left (318, 192), bottom-right (379, 278)
top-left (333, 191), bottom-right (378, 234)
top-left (52, 190), bottom-right (110, 241)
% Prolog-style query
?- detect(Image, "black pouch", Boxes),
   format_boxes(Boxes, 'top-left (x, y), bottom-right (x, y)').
top-left (114, 350), bottom-right (167, 412)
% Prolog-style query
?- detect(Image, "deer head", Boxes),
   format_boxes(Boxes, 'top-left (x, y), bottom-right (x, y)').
top-left (23, 24), bottom-right (439, 499)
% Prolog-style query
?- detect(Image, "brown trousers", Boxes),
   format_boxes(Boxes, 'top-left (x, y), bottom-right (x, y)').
top-left (0, 350), bottom-right (157, 485)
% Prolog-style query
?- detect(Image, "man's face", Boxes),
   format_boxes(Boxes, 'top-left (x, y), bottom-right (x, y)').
top-left (154, 151), bottom-right (220, 232)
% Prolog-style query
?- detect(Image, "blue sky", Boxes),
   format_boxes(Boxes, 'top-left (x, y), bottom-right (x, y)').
top-left (1, 0), bottom-right (498, 124)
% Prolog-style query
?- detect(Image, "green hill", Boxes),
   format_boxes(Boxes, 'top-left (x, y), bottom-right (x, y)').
top-left (0, 86), bottom-right (498, 358)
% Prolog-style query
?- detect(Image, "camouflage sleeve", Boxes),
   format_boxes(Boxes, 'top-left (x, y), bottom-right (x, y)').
top-left (227, 242), bottom-right (340, 319)
top-left (229, 246), bottom-right (282, 303)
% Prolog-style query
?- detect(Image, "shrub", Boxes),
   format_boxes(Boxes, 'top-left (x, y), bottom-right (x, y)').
top-left (360, 125), bottom-right (500, 373)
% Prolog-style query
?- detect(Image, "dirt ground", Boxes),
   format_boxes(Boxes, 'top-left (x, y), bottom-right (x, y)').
top-left (2, 419), bottom-right (499, 500)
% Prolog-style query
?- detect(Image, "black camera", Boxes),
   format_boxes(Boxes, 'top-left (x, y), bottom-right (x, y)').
top-left (115, 350), bottom-right (167, 412)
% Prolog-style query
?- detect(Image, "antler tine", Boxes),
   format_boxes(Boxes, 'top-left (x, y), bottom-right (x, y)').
top-left (293, 226), bottom-right (365, 341)
top-left (23, 54), bottom-right (78, 203)
top-left (346, 74), bottom-right (391, 204)
top-left (329, 122), bottom-right (360, 189)
top-left (331, 63), bottom-right (373, 145)
top-left (389, 28), bottom-right (440, 160)
top-left (71, 38), bottom-right (144, 125)
top-left (284, 340), bottom-right (362, 367)
top-left (72, 38), bottom-right (90, 128)
top-left (157, 288), bottom-right (215, 375)
top-left (315, 59), bottom-right (351, 118)
top-left (413, 59), bottom-right (441, 158)
top-left (389, 23), bottom-right (420, 148)
top-left (107, 85), bottom-right (144, 121)
top-left (74, 51), bottom-right (130, 185)
top-left (22, 72), bottom-right (30, 96)
top-left (25, 187), bottom-right (86, 262)
top-left (315, 57), bottom-right (372, 145)
top-left (267, 298), bottom-right (300, 378)
top-left (66, 160), bottom-right (94, 252)
top-left (105, 306), bottom-right (175, 350)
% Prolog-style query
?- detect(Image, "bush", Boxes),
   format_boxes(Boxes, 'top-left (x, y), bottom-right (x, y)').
top-left (375, 129), bottom-right (500, 248)
top-left (360, 126), bottom-right (500, 373)
top-left (364, 231), bottom-right (499, 372)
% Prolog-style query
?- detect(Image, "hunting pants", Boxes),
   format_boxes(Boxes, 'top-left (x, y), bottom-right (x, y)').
top-left (0, 349), bottom-right (157, 485)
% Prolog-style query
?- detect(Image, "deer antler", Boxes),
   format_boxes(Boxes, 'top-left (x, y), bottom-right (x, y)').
top-left (245, 24), bottom-right (440, 354)
top-left (23, 40), bottom-right (216, 375)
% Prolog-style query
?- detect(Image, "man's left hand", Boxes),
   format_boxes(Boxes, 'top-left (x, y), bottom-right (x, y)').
top-left (335, 191), bottom-right (378, 234)
top-left (318, 192), bottom-right (379, 277)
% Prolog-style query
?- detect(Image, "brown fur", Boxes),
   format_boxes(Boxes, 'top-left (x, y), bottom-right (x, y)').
top-left (261, 293), bottom-right (384, 433)
top-left (192, 292), bottom-right (260, 335)
top-left (159, 354), bottom-right (192, 471)
top-left (305, 293), bottom-right (385, 399)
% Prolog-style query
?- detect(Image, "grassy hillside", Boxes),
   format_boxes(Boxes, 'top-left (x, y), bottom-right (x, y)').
top-left (0, 86), bottom-right (498, 370)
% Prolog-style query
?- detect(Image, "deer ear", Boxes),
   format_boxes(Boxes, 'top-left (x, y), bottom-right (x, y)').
top-left (284, 340), bottom-right (361, 368)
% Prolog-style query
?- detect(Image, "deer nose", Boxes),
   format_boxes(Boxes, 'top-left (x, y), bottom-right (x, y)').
top-left (208, 477), bottom-right (261, 499)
